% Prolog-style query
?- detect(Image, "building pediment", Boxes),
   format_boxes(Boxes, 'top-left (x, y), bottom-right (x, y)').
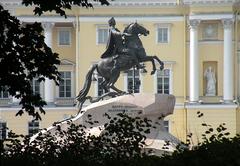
top-left (60, 59), bottom-right (75, 66)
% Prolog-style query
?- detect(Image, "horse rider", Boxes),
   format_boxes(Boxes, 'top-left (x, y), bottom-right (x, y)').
top-left (100, 17), bottom-right (140, 75)
top-left (100, 17), bottom-right (124, 58)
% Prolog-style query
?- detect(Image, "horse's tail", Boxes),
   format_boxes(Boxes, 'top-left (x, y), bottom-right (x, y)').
top-left (76, 64), bottom-right (97, 105)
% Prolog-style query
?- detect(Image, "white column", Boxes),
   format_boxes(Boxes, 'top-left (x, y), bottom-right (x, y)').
top-left (189, 19), bottom-right (200, 103)
top-left (42, 22), bottom-right (55, 104)
top-left (222, 19), bottom-right (234, 102)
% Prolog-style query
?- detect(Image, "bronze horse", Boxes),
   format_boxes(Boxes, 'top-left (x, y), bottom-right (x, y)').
top-left (76, 22), bottom-right (164, 109)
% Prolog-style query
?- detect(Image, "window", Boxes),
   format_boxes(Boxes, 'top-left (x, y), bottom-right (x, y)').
top-left (157, 69), bottom-right (170, 94)
top-left (30, 78), bottom-right (40, 95)
top-left (163, 120), bottom-right (169, 132)
top-left (58, 28), bottom-right (71, 46)
top-left (0, 122), bottom-right (7, 140)
top-left (97, 27), bottom-right (108, 44)
top-left (157, 27), bottom-right (169, 43)
top-left (127, 69), bottom-right (140, 93)
top-left (28, 121), bottom-right (39, 136)
top-left (97, 76), bottom-right (109, 96)
top-left (59, 72), bottom-right (71, 98)
top-left (0, 86), bottom-right (9, 98)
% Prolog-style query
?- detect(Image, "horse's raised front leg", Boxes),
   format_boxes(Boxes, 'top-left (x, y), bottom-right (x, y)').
top-left (152, 55), bottom-right (164, 71)
top-left (139, 56), bottom-right (156, 75)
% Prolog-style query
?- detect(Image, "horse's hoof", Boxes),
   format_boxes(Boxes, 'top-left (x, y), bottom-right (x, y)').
top-left (121, 91), bottom-right (128, 95)
top-left (160, 64), bottom-right (164, 70)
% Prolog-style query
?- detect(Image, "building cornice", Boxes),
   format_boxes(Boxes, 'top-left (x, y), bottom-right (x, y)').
top-left (185, 103), bottom-right (238, 109)
top-left (0, 0), bottom-right (238, 8)
top-left (16, 13), bottom-right (235, 24)
top-left (92, 0), bottom-right (178, 7)
top-left (79, 15), bottom-right (184, 22)
top-left (0, 107), bottom-right (78, 111)
top-left (92, 0), bottom-right (237, 7)
top-left (189, 13), bottom-right (234, 21)
top-left (17, 15), bottom-right (184, 23)
top-left (17, 15), bottom-right (76, 23)
top-left (183, 0), bottom-right (238, 5)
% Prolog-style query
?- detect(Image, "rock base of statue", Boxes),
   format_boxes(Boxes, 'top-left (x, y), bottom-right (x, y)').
top-left (34, 93), bottom-right (179, 155)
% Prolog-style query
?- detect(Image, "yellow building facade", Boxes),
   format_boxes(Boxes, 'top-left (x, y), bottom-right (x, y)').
top-left (0, 0), bottom-right (240, 144)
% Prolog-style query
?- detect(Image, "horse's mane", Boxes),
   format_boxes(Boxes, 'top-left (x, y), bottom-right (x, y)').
top-left (123, 23), bottom-right (134, 33)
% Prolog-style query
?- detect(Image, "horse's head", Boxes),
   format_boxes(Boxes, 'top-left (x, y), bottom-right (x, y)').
top-left (124, 22), bottom-right (150, 36)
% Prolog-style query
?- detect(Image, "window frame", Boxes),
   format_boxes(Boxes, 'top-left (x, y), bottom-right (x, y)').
top-left (57, 27), bottom-right (72, 46)
top-left (28, 120), bottom-right (39, 136)
top-left (56, 60), bottom-right (75, 100)
top-left (31, 78), bottom-right (41, 95)
top-left (59, 71), bottom-right (72, 98)
top-left (96, 25), bottom-right (109, 45)
top-left (0, 121), bottom-right (7, 140)
top-left (163, 120), bottom-right (170, 132)
top-left (156, 24), bottom-right (171, 44)
top-left (156, 69), bottom-right (170, 94)
top-left (126, 69), bottom-right (141, 93)
top-left (0, 86), bottom-right (9, 99)
top-left (154, 67), bottom-right (173, 95)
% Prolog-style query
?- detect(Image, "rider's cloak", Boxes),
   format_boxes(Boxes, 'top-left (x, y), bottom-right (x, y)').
top-left (101, 27), bottom-right (121, 58)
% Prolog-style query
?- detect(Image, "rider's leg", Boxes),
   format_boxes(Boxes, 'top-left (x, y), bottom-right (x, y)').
top-left (111, 61), bottom-right (119, 75)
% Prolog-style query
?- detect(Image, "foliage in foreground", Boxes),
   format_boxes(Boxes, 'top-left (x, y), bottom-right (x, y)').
top-left (1, 113), bottom-right (240, 166)
top-left (158, 123), bottom-right (240, 166)
top-left (1, 113), bottom-right (155, 166)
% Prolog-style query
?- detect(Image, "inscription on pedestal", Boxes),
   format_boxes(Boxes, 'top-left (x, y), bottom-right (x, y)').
top-left (108, 105), bottom-right (142, 115)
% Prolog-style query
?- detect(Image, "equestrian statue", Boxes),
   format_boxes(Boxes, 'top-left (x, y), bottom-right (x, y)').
top-left (76, 17), bottom-right (164, 110)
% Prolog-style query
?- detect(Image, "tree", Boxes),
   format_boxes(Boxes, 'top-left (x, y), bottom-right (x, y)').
top-left (0, 0), bottom-right (110, 119)
top-left (152, 123), bottom-right (240, 166)
top-left (2, 113), bottom-right (240, 166)
top-left (0, 5), bottom-right (60, 120)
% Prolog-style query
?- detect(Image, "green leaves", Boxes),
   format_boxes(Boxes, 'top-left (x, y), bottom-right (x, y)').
top-left (0, 5), bottom-right (60, 119)
top-left (2, 112), bottom-right (240, 166)
top-left (1, 113), bottom-right (157, 166)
